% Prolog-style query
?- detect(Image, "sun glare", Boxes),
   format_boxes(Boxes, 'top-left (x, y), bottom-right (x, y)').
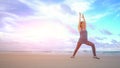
top-left (15, 23), bottom-right (69, 42)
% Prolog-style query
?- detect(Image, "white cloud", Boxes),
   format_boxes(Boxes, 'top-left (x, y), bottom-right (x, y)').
top-left (17, 0), bottom-right (98, 42)
top-left (64, 0), bottom-right (95, 13)
top-left (19, 0), bottom-right (96, 25)
top-left (87, 12), bottom-right (110, 23)
top-left (0, 12), bottom-right (19, 32)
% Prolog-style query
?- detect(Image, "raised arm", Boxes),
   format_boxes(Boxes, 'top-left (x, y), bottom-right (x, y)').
top-left (78, 13), bottom-right (86, 31)
top-left (82, 14), bottom-right (86, 24)
top-left (81, 14), bottom-right (86, 30)
top-left (79, 12), bottom-right (81, 23)
top-left (78, 12), bottom-right (82, 32)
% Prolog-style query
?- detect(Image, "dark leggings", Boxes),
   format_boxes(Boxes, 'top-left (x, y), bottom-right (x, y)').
top-left (72, 41), bottom-right (96, 57)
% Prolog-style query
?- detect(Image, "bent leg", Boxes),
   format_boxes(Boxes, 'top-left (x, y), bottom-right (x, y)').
top-left (86, 41), bottom-right (96, 56)
top-left (71, 42), bottom-right (82, 58)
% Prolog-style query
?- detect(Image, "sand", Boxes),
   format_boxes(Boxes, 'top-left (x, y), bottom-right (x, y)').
top-left (0, 52), bottom-right (120, 68)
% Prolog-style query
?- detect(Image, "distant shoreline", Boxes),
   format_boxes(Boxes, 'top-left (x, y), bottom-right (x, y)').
top-left (0, 50), bottom-right (120, 55)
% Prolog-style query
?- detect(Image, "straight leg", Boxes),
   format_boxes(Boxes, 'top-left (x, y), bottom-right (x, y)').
top-left (86, 41), bottom-right (100, 59)
top-left (71, 42), bottom-right (82, 58)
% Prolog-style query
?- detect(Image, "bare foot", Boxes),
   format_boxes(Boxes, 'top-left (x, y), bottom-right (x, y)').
top-left (93, 56), bottom-right (100, 59)
top-left (70, 56), bottom-right (75, 58)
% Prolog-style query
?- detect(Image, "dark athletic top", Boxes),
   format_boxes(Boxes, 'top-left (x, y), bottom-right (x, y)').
top-left (78, 30), bottom-right (88, 43)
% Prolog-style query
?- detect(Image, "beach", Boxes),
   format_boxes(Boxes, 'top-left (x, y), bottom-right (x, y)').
top-left (0, 52), bottom-right (120, 68)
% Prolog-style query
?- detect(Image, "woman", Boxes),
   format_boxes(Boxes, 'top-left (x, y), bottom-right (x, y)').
top-left (71, 13), bottom-right (100, 59)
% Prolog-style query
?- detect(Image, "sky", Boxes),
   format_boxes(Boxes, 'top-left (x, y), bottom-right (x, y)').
top-left (0, 0), bottom-right (120, 52)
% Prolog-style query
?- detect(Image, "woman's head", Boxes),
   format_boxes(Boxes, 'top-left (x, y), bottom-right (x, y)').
top-left (80, 21), bottom-right (86, 30)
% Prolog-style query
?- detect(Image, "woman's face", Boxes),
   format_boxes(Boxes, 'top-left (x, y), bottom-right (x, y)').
top-left (80, 22), bottom-right (85, 29)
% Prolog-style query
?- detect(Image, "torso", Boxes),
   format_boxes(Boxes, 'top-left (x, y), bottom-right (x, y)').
top-left (79, 30), bottom-right (88, 43)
